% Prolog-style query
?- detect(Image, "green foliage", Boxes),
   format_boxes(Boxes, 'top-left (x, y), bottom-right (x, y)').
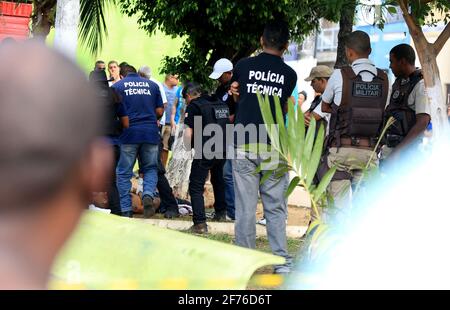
top-left (119, 0), bottom-right (347, 87)
top-left (79, 0), bottom-right (115, 55)
top-left (363, 0), bottom-right (450, 29)
top-left (245, 93), bottom-right (336, 222)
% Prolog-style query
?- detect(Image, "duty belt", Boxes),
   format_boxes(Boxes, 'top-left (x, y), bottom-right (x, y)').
top-left (331, 137), bottom-right (374, 150)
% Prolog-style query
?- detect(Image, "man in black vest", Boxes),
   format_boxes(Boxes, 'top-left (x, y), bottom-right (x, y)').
top-left (321, 31), bottom-right (389, 213)
top-left (383, 44), bottom-right (430, 158)
top-left (183, 82), bottom-right (229, 234)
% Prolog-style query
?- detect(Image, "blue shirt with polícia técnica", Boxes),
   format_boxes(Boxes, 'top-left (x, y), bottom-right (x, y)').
top-left (112, 72), bottom-right (163, 145)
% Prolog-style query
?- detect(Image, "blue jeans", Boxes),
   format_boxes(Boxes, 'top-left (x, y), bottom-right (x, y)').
top-left (223, 159), bottom-right (235, 220)
top-left (116, 143), bottom-right (159, 213)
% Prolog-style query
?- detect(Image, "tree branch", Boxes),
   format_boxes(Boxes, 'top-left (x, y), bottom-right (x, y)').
top-left (434, 22), bottom-right (450, 56)
top-left (397, 0), bottom-right (422, 38)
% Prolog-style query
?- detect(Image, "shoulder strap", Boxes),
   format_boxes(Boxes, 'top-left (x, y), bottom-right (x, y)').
top-left (341, 66), bottom-right (356, 79)
top-left (376, 68), bottom-right (387, 81)
top-left (356, 69), bottom-right (378, 78)
top-left (341, 67), bottom-right (354, 107)
top-left (308, 96), bottom-right (322, 113)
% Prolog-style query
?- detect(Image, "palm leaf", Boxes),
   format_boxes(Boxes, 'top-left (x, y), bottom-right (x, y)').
top-left (79, 0), bottom-right (114, 55)
top-left (294, 105), bottom-right (305, 172)
top-left (273, 95), bottom-right (288, 154)
top-left (305, 123), bottom-right (325, 188)
top-left (312, 166), bottom-right (337, 201)
top-left (285, 176), bottom-right (300, 198)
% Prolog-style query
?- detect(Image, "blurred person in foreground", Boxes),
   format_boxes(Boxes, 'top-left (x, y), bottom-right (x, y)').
top-left (0, 41), bottom-right (112, 289)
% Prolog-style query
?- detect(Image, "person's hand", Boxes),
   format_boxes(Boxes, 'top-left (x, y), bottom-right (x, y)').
top-left (304, 111), bottom-right (312, 127)
top-left (170, 121), bottom-right (176, 135)
top-left (229, 81), bottom-right (240, 96)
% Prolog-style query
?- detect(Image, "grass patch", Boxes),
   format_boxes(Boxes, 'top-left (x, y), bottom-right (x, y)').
top-left (190, 232), bottom-right (306, 289)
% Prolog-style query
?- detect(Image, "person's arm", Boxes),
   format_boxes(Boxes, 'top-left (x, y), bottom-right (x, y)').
top-left (183, 127), bottom-right (193, 151)
top-left (304, 111), bottom-right (324, 127)
top-left (170, 97), bottom-right (178, 131)
top-left (321, 70), bottom-right (340, 113)
top-left (120, 116), bottom-right (129, 129)
top-left (156, 107), bottom-right (164, 119)
top-left (158, 82), bottom-right (168, 112)
top-left (152, 83), bottom-right (165, 120)
top-left (392, 80), bottom-right (431, 154)
top-left (229, 81), bottom-right (240, 103)
top-left (182, 104), bottom-right (195, 150)
top-left (392, 113), bottom-right (430, 154)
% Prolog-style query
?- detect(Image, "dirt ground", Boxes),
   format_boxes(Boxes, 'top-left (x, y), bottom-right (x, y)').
top-left (113, 177), bottom-right (312, 226)
top-left (204, 180), bottom-right (311, 226)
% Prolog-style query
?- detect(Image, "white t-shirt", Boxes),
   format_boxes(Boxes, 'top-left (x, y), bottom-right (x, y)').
top-left (150, 77), bottom-right (168, 125)
top-left (405, 79), bottom-right (430, 115)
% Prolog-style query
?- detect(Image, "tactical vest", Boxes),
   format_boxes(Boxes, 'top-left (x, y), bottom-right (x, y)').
top-left (190, 95), bottom-right (230, 158)
top-left (328, 66), bottom-right (389, 148)
top-left (384, 70), bottom-right (423, 147)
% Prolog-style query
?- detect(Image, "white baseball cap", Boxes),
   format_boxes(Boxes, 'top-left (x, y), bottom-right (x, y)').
top-left (209, 58), bottom-right (233, 79)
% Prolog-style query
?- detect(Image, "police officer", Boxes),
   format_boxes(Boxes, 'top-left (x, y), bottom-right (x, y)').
top-left (209, 58), bottom-right (236, 221)
top-left (304, 65), bottom-right (333, 221)
top-left (89, 69), bottom-right (127, 215)
top-left (321, 31), bottom-right (389, 212)
top-left (183, 82), bottom-right (229, 234)
top-left (383, 44), bottom-right (431, 158)
top-left (304, 65), bottom-right (333, 132)
top-left (113, 64), bottom-right (164, 218)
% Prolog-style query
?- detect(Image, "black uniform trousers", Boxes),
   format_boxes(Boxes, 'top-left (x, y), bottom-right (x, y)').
top-left (189, 158), bottom-right (226, 225)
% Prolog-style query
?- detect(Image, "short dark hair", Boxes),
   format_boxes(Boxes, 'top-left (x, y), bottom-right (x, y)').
top-left (95, 60), bottom-right (105, 66)
top-left (345, 31), bottom-right (371, 55)
top-left (182, 82), bottom-right (202, 99)
top-left (390, 44), bottom-right (416, 65)
top-left (262, 20), bottom-right (290, 51)
top-left (119, 62), bottom-right (129, 70)
top-left (298, 91), bottom-right (307, 100)
top-left (120, 64), bottom-right (136, 77)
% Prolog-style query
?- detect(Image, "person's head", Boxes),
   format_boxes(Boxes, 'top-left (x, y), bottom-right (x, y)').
top-left (138, 65), bottom-right (152, 79)
top-left (165, 73), bottom-right (179, 87)
top-left (120, 64), bottom-right (137, 78)
top-left (107, 60), bottom-right (120, 79)
top-left (344, 31), bottom-right (372, 64)
top-left (305, 65), bottom-right (333, 93)
top-left (182, 82), bottom-right (202, 104)
top-left (209, 58), bottom-right (233, 85)
top-left (298, 91), bottom-right (307, 105)
top-left (0, 41), bottom-right (112, 288)
top-left (261, 20), bottom-right (290, 55)
top-left (95, 60), bottom-right (105, 71)
top-left (389, 44), bottom-right (416, 78)
top-left (89, 69), bottom-right (109, 89)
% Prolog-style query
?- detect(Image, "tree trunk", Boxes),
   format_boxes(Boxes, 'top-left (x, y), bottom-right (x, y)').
top-left (398, 0), bottom-right (450, 138)
top-left (31, 0), bottom-right (56, 39)
top-left (335, 0), bottom-right (357, 68)
top-left (413, 36), bottom-right (450, 138)
top-left (54, 0), bottom-right (79, 60)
